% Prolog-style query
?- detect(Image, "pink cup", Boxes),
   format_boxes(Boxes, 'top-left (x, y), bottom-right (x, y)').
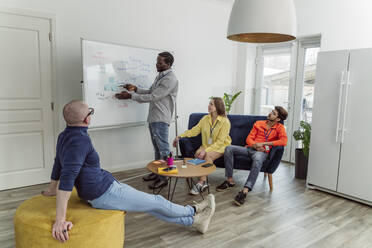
top-left (167, 157), bottom-right (174, 167)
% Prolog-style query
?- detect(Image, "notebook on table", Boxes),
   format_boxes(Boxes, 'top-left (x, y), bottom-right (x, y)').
top-left (187, 159), bottom-right (206, 165)
top-left (158, 167), bottom-right (178, 174)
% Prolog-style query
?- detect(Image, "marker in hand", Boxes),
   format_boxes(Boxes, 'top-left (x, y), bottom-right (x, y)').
top-left (124, 84), bottom-right (137, 92)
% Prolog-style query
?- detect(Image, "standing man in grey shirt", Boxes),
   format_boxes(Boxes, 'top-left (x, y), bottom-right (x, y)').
top-left (115, 52), bottom-right (178, 189)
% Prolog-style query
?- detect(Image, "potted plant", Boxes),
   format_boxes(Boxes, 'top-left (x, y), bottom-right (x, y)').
top-left (222, 91), bottom-right (242, 114)
top-left (293, 121), bottom-right (311, 179)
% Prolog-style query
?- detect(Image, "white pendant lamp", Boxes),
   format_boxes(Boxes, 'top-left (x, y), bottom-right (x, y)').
top-left (227, 0), bottom-right (297, 43)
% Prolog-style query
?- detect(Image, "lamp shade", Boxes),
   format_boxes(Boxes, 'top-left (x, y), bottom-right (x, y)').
top-left (227, 0), bottom-right (297, 43)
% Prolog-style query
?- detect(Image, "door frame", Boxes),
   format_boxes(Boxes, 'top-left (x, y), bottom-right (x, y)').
top-left (254, 35), bottom-right (321, 162)
top-left (0, 8), bottom-right (58, 188)
top-left (254, 42), bottom-right (297, 161)
top-left (290, 36), bottom-right (321, 163)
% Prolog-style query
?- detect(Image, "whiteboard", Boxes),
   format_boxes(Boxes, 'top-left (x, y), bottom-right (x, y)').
top-left (82, 39), bottom-right (162, 128)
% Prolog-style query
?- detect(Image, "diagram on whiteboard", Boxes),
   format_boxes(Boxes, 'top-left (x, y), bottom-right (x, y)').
top-left (82, 40), bottom-right (162, 128)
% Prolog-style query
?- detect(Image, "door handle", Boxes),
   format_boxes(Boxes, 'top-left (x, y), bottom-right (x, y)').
top-left (341, 71), bottom-right (351, 144)
top-left (336, 71), bottom-right (345, 143)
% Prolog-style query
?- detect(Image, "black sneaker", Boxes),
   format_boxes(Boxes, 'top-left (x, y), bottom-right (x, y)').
top-left (216, 181), bottom-right (235, 192)
top-left (143, 173), bottom-right (158, 181)
top-left (234, 191), bottom-right (247, 206)
top-left (148, 179), bottom-right (168, 189)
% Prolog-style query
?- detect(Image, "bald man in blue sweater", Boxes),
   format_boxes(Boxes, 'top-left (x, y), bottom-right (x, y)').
top-left (42, 100), bottom-right (215, 243)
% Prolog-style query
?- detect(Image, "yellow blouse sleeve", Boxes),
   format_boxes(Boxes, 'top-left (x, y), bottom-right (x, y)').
top-left (179, 117), bottom-right (205, 138)
top-left (205, 118), bottom-right (231, 153)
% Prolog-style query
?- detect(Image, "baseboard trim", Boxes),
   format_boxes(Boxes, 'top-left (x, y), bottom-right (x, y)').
top-left (103, 160), bottom-right (151, 173)
top-left (307, 183), bottom-right (372, 207)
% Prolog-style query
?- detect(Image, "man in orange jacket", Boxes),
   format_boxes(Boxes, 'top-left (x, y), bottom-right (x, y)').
top-left (216, 106), bottom-right (288, 206)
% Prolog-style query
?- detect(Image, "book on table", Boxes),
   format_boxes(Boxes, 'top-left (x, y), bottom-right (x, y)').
top-left (158, 167), bottom-right (178, 174)
top-left (187, 159), bottom-right (206, 165)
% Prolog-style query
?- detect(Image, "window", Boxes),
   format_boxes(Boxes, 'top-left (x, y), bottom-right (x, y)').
top-left (301, 47), bottom-right (320, 123)
top-left (260, 53), bottom-right (291, 115)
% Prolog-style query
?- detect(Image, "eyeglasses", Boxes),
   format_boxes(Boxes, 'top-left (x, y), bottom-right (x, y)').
top-left (270, 110), bottom-right (278, 116)
top-left (84, 107), bottom-right (94, 121)
top-left (271, 109), bottom-right (284, 121)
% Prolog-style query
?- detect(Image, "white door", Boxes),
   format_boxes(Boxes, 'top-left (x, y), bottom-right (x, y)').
top-left (307, 50), bottom-right (349, 191)
top-left (0, 12), bottom-right (55, 190)
top-left (254, 45), bottom-right (296, 161)
top-left (337, 48), bottom-right (372, 202)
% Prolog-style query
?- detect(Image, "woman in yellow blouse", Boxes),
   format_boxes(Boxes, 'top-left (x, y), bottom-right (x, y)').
top-left (173, 97), bottom-right (232, 195)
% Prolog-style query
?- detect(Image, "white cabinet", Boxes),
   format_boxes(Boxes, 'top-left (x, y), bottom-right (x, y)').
top-left (307, 48), bottom-right (372, 205)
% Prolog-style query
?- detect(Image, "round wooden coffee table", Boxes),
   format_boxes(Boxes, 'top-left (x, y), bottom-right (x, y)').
top-left (146, 158), bottom-right (216, 201)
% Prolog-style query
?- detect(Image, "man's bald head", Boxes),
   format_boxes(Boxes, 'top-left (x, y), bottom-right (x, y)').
top-left (63, 100), bottom-right (89, 125)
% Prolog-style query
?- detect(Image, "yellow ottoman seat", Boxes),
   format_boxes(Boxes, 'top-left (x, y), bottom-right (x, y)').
top-left (14, 189), bottom-right (125, 248)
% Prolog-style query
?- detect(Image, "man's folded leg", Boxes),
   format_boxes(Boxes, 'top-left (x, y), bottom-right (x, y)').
top-left (233, 148), bottom-right (268, 206)
top-left (216, 145), bottom-right (247, 192)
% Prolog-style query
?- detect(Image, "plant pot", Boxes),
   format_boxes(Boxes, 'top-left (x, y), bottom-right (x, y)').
top-left (295, 148), bottom-right (308, 179)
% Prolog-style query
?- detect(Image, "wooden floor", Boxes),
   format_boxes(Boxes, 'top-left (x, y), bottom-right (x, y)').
top-left (1, 163), bottom-right (372, 248)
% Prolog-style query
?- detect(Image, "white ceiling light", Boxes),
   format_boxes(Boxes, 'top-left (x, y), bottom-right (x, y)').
top-left (227, 0), bottom-right (297, 43)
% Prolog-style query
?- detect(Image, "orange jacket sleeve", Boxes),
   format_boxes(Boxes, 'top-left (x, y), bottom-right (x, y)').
top-left (246, 123), bottom-right (258, 147)
top-left (272, 124), bottom-right (288, 146)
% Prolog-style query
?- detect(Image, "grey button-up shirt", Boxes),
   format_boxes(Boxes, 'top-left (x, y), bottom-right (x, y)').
top-left (131, 69), bottom-right (178, 124)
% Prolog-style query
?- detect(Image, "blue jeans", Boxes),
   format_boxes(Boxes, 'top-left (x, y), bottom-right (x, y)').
top-left (149, 122), bottom-right (170, 160)
top-left (224, 145), bottom-right (268, 190)
top-left (89, 181), bottom-right (195, 226)
top-left (149, 122), bottom-right (169, 181)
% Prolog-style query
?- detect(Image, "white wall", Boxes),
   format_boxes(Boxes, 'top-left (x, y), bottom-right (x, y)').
top-left (231, 43), bottom-right (257, 115)
top-left (295, 0), bottom-right (372, 51)
top-left (241, 0), bottom-right (372, 115)
top-left (7, 0), bottom-right (366, 171)
top-left (1, 0), bottom-right (236, 171)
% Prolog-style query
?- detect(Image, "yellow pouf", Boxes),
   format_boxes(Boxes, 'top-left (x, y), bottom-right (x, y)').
top-left (14, 189), bottom-right (125, 248)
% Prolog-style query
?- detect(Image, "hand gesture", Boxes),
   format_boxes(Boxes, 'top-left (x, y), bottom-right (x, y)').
top-left (52, 219), bottom-right (74, 243)
top-left (196, 150), bottom-right (206, 159)
top-left (115, 91), bottom-right (131, 99)
top-left (41, 187), bottom-right (56, 197)
top-left (173, 136), bottom-right (180, 147)
top-left (124, 84), bottom-right (137, 92)
top-left (257, 147), bottom-right (266, 152)
top-left (253, 143), bottom-right (265, 152)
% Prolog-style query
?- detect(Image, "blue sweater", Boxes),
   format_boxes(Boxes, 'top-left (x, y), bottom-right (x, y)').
top-left (51, 126), bottom-right (115, 200)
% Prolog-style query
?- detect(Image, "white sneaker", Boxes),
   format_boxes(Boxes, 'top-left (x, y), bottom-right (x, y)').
top-left (190, 182), bottom-right (209, 195)
top-left (207, 194), bottom-right (216, 215)
top-left (193, 194), bottom-right (215, 213)
top-left (192, 194), bottom-right (216, 234)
